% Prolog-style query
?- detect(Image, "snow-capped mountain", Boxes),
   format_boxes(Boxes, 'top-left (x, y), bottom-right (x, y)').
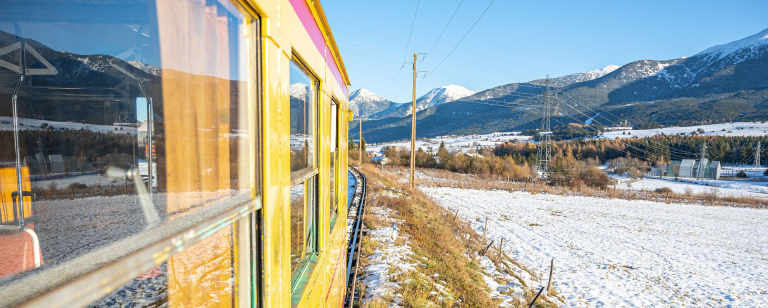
top-left (413, 84), bottom-right (477, 111)
top-left (609, 28), bottom-right (768, 102)
top-left (349, 88), bottom-right (394, 118)
top-left (357, 27), bottom-right (768, 143)
top-left (381, 85), bottom-right (476, 117)
top-left (289, 83), bottom-right (309, 99)
top-left (127, 60), bottom-right (162, 76)
top-left (696, 28), bottom-right (768, 60)
top-left (529, 65), bottom-right (621, 88)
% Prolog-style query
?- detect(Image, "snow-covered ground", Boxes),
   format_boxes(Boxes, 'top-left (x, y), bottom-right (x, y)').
top-left (369, 122), bottom-right (768, 155)
top-left (602, 122), bottom-right (768, 139)
top-left (368, 132), bottom-right (532, 154)
top-left (422, 187), bottom-right (768, 307)
top-left (31, 174), bottom-right (129, 189)
top-left (611, 174), bottom-right (768, 198)
top-left (0, 116), bottom-right (137, 135)
top-left (358, 205), bottom-right (415, 306)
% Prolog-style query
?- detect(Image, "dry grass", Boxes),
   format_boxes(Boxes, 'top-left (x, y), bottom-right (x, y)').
top-left (356, 164), bottom-right (562, 307)
top-left (378, 164), bottom-right (768, 209)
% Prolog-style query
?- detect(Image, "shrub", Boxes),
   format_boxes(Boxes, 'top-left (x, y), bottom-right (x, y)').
top-left (737, 170), bottom-right (748, 178)
top-left (763, 169), bottom-right (768, 176)
top-left (576, 167), bottom-right (613, 189)
top-left (655, 187), bottom-right (673, 194)
top-left (68, 182), bottom-right (88, 190)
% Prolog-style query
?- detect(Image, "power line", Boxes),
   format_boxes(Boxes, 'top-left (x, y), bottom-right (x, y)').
top-left (402, 0), bottom-right (421, 63)
top-left (382, 0), bottom-right (421, 98)
top-left (423, 0), bottom-right (465, 62)
top-left (394, 0), bottom-right (495, 101)
top-left (423, 0), bottom-right (495, 81)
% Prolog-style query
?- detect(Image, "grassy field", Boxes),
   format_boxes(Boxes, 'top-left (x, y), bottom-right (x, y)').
top-left (353, 163), bottom-right (563, 307)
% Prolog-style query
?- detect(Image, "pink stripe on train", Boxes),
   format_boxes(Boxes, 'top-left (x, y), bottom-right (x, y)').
top-left (288, 0), bottom-right (349, 98)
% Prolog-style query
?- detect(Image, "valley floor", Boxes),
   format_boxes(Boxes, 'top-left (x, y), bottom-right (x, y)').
top-left (422, 186), bottom-right (768, 307)
top-left (610, 174), bottom-right (768, 198)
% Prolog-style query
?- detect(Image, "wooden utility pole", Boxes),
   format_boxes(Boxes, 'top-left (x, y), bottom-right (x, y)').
top-left (409, 53), bottom-right (417, 189)
top-left (359, 116), bottom-right (362, 166)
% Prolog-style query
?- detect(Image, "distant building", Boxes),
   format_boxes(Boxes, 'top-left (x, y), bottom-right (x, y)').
top-left (709, 161), bottom-right (722, 179)
top-left (666, 159), bottom-right (721, 179)
top-left (48, 155), bottom-right (65, 173)
top-left (371, 157), bottom-right (389, 164)
top-left (679, 159), bottom-right (696, 177)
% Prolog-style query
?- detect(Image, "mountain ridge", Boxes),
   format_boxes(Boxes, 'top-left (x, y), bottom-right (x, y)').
top-left (355, 28), bottom-right (768, 143)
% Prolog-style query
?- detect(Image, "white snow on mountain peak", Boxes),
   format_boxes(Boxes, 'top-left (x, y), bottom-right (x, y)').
top-left (416, 84), bottom-right (476, 108)
top-left (349, 88), bottom-right (392, 118)
top-left (289, 83), bottom-right (309, 99)
top-left (529, 65), bottom-right (620, 87)
top-left (350, 88), bottom-right (381, 101)
top-left (586, 64), bottom-right (621, 77)
top-left (127, 60), bottom-right (161, 76)
top-left (696, 27), bottom-right (768, 59)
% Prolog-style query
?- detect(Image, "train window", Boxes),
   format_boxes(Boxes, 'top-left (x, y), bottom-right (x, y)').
top-left (290, 177), bottom-right (317, 285)
top-left (0, 0), bottom-right (260, 307)
top-left (288, 58), bottom-right (319, 289)
top-left (329, 99), bottom-right (339, 231)
top-left (90, 226), bottom-right (238, 307)
top-left (289, 60), bottom-right (317, 181)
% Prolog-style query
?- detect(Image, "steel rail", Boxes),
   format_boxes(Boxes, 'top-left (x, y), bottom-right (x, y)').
top-left (343, 165), bottom-right (367, 308)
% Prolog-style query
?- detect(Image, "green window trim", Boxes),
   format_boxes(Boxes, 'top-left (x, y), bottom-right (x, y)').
top-left (290, 252), bottom-right (319, 297)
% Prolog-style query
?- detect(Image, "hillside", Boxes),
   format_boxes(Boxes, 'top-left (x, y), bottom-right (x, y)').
top-left (373, 84), bottom-right (477, 119)
top-left (348, 88), bottom-right (394, 118)
top-left (356, 28), bottom-right (768, 143)
top-left (529, 65), bottom-right (620, 88)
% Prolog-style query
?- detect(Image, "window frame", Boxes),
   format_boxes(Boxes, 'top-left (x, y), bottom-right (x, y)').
top-left (0, 1), bottom-right (264, 307)
top-left (288, 56), bottom-right (319, 186)
top-left (287, 55), bottom-right (320, 292)
top-left (329, 98), bottom-right (340, 233)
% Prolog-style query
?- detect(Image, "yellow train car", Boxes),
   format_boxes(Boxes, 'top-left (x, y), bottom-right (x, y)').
top-left (0, 0), bottom-right (352, 307)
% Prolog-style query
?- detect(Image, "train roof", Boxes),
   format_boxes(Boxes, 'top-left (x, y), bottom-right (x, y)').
top-left (302, 0), bottom-right (351, 89)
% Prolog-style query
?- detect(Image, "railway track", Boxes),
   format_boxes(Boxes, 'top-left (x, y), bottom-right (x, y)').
top-left (343, 165), bottom-right (367, 308)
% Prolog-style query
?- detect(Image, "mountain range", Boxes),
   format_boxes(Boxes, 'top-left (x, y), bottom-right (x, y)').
top-left (355, 28), bottom-right (768, 143)
top-left (349, 84), bottom-right (476, 119)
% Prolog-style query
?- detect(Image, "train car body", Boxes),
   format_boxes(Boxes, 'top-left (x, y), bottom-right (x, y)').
top-left (0, 0), bottom-right (351, 307)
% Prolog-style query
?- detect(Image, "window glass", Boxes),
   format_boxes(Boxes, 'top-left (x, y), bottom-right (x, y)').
top-left (0, 0), bottom-right (257, 305)
top-left (90, 226), bottom-right (236, 308)
top-left (289, 60), bottom-right (315, 177)
top-left (290, 177), bottom-right (316, 281)
top-left (329, 100), bottom-right (338, 226)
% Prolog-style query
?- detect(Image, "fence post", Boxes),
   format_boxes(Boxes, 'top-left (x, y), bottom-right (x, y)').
top-left (497, 238), bottom-right (504, 260)
top-left (483, 217), bottom-right (488, 241)
top-left (547, 259), bottom-right (554, 296)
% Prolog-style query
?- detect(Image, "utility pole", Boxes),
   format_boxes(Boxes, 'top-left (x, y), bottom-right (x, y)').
top-left (359, 116), bottom-right (362, 166)
top-left (756, 141), bottom-right (761, 168)
top-left (409, 53), bottom-right (425, 189)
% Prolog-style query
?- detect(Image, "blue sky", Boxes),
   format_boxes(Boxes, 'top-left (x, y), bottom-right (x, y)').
top-left (322, 0), bottom-right (768, 103)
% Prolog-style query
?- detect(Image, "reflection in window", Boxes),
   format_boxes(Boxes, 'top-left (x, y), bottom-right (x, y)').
top-left (90, 227), bottom-right (236, 307)
top-left (330, 101), bottom-right (339, 227)
top-left (289, 60), bottom-right (315, 175)
top-left (0, 0), bottom-right (257, 306)
top-left (290, 178), bottom-right (316, 280)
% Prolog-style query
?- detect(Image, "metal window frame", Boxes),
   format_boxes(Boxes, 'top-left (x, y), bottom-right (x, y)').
top-left (0, 0), bottom-right (266, 306)
top-left (287, 55), bottom-right (321, 293)
top-left (3, 196), bottom-right (260, 308)
top-left (329, 98), bottom-right (340, 232)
